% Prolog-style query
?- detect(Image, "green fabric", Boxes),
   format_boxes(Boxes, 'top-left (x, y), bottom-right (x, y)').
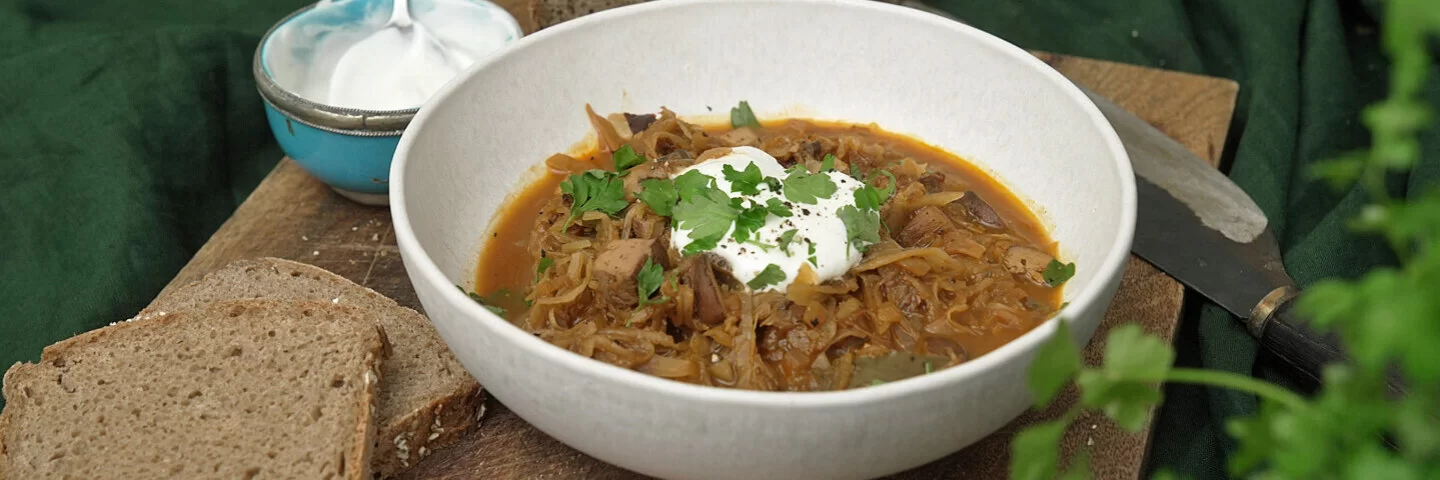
top-left (0, 0), bottom-right (1433, 477)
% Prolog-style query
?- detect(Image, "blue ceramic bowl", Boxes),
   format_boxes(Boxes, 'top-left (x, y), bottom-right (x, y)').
top-left (253, 0), bottom-right (521, 205)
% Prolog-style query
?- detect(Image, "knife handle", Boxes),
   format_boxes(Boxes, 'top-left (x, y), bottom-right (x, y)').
top-left (1257, 288), bottom-right (1407, 395)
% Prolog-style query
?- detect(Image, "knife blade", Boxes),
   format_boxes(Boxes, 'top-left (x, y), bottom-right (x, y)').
top-left (1081, 89), bottom-right (1371, 390)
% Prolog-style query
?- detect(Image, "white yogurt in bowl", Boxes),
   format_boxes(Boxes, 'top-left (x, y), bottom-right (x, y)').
top-left (254, 0), bottom-right (520, 205)
top-left (265, 0), bottom-right (520, 111)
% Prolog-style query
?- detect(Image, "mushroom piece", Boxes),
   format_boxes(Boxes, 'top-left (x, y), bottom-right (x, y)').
top-left (1003, 245), bottom-right (1055, 286)
top-left (895, 206), bottom-right (956, 247)
top-left (716, 127), bottom-right (760, 147)
top-left (624, 113), bottom-right (658, 133)
top-left (955, 191), bottom-right (1005, 229)
top-left (684, 254), bottom-right (728, 326)
top-left (594, 238), bottom-right (668, 306)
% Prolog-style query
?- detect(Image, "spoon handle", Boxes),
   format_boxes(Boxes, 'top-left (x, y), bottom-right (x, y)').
top-left (389, 0), bottom-right (413, 28)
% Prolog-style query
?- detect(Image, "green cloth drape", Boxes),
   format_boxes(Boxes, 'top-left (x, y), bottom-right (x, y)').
top-left (2, 0), bottom-right (1432, 476)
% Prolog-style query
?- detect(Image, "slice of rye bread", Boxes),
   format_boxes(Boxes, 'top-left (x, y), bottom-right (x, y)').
top-left (0, 300), bottom-right (389, 480)
top-left (143, 258), bottom-right (483, 477)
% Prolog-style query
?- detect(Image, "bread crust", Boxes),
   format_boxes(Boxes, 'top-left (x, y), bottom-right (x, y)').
top-left (147, 257), bottom-right (486, 478)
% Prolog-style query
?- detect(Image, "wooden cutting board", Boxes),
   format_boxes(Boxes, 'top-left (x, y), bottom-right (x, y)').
top-left (158, 8), bottom-right (1237, 480)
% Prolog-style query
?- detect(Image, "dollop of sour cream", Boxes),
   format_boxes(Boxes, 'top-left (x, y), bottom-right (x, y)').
top-left (669, 147), bottom-right (868, 292)
top-left (266, 0), bottom-right (518, 111)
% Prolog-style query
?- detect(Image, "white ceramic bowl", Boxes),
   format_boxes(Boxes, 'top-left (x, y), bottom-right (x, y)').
top-left (391, 1), bottom-right (1135, 478)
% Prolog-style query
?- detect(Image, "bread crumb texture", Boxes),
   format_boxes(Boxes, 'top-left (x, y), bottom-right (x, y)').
top-left (0, 300), bottom-right (388, 480)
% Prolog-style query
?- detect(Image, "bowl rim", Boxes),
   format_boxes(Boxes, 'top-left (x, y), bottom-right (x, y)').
top-left (390, 0), bottom-right (1137, 405)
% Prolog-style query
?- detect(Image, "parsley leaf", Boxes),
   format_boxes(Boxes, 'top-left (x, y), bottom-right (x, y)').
top-left (673, 185), bottom-right (740, 255)
top-left (722, 162), bottom-right (765, 195)
top-left (746, 264), bottom-right (786, 290)
top-left (807, 241), bottom-right (817, 265)
top-left (673, 170), bottom-right (714, 202)
top-left (730, 100), bottom-right (761, 129)
top-left (837, 205), bottom-right (882, 252)
top-left (612, 144), bottom-right (646, 173)
top-left (560, 170), bottom-right (629, 228)
top-left (820, 153), bottom-right (836, 172)
top-left (457, 285), bottom-right (507, 317)
top-left (731, 203), bottom-right (770, 244)
top-left (537, 257), bottom-right (554, 275)
top-left (1043, 259), bottom-right (1077, 286)
top-left (638, 178), bottom-right (677, 217)
top-left (635, 258), bottom-right (668, 308)
top-left (854, 186), bottom-right (883, 211)
top-left (683, 235), bottom-right (721, 256)
top-left (866, 170), bottom-right (897, 204)
top-left (1010, 414), bottom-right (1072, 480)
top-left (1075, 324), bottom-right (1174, 431)
top-left (765, 197), bottom-right (793, 217)
top-left (1028, 320), bottom-right (1081, 408)
top-left (783, 166), bottom-right (838, 204)
top-left (778, 229), bottom-right (799, 251)
top-left (763, 177), bottom-right (783, 192)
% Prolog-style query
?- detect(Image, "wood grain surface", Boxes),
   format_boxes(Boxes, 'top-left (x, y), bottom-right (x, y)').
top-left (158, 4), bottom-right (1238, 479)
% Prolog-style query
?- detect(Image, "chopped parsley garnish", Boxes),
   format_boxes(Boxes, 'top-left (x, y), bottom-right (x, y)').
top-left (731, 203), bottom-right (770, 244)
top-left (854, 186), bottom-right (883, 211)
top-left (764, 197), bottom-right (793, 217)
top-left (638, 178), bottom-right (677, 217)
top-left (1043, 259), bottom-right (1077, 287)
top-left (560, 170), bottom-right (629, 228)
top-left (612, 144), bottom-right (646, 173)
top-left (730, 100), bottom-right (761, 129)
top-left (534, 257), bottom-right (554, 287)
top-left (820, 153), bottom-right (837, 172)
top-left (869, 170), bottom-right (897, 201)
top-left (746, 264), bottom-right (786, 290)
top-left (763, 177), bottom-right (783, 192)
top-left (456, 285), bottom-right (506, 316)
top-left (782, 166), bottom-right (837, 204)
top-left (854, 170), bottom-right (897, 211)
top-left (778, 229), bottom-right (799, 251)
top-left (673, 184), bottom-right (741, 256)
top-left (635, 258), bottom-right (669, 308)
top-left (673, 170), bottom-right (714, 202)
top-left (837, 205), bottom-right (882, 253)
top-left (722, 162), bottom-right (765, 195)
top-left (807, 241), bottom-right (818, 265)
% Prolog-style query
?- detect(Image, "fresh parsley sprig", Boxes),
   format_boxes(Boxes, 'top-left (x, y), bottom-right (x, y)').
top-left (746, 264), bottom-right (786, 290)
top-left (635, 258), bottom-right (669, 309)
top-left (612, 144), bottom-right (646, 173)
top-left (560, 170), bottom-right (629, 229)
top-left (722, 162), bottom-right (765, 195)
top-left (1013, 3), bottom-right (1440, 478)
top-left (731, 100), bottom-right (761, 129)
top-left (783, 165), bottom-right (838, 204)
top-left (837, 204), bottom-right (881, 254)
top-left (673, 182), bottom-right (741, 256)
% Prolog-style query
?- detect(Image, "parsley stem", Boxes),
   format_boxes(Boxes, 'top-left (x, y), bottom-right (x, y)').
top-left (1164, 368), bottom-right (1308, 411)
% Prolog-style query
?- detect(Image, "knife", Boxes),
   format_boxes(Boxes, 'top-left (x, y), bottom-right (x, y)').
top-left (890, 2), bottom-right (1378, 390)
top-left (1080, 89), bottom-right (1384, 391)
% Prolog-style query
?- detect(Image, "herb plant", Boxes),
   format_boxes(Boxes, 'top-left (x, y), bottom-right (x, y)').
top-left (1012, 2), bottom-right (1440, 478)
